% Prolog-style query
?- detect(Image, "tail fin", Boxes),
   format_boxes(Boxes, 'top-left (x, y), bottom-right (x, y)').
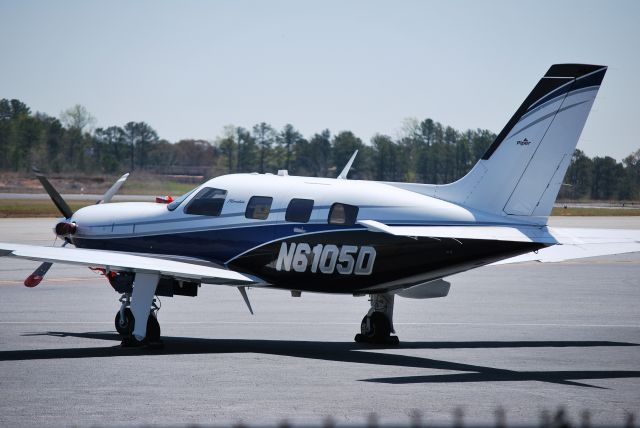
top-left (399, 64), bottom-right (607, 224)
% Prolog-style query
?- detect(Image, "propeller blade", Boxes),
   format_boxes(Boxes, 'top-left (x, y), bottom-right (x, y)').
top-left (32, 166), bottom-right (73, 219)
top-left (24, 262), bottom-right (53, 287)
top-left (23, 241), bottom-right (68, 287)
top-left (98, 172), bottom-right (129, 204)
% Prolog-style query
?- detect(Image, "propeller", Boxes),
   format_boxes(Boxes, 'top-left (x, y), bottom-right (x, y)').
top-left (98, 173), bottom-right (129, 204)
top-left (24, 168), bottom-right (129, 287)
top-left (24, 241), bottom-right (68, 287)
top-left (32, 166), bottom-right (73, 219)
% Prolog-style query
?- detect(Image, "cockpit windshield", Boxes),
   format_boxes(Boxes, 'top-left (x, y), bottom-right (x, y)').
top-left (167, 187), bottom-right (198, 211)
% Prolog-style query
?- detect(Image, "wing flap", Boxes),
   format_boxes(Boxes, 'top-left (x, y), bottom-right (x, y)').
top-left (0, 242), bottom-right (255, 284)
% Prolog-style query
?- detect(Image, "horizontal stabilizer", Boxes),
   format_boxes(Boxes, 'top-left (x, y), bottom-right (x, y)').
top-left (0, 243), bottom-right (256, 285)
top-left (359, 221), bottom-right (640, 263)
top-left (493, 227), bottom-right (640, 264)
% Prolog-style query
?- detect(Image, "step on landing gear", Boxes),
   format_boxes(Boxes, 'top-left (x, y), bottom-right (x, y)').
top-left (115, 292), bottom-right (163, 349)
top-left (355, 292), bottom-right (400, 345)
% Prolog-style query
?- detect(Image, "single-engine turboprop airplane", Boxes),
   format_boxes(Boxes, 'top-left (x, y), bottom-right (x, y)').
top-left (2, 63), bottom-right (640, 347)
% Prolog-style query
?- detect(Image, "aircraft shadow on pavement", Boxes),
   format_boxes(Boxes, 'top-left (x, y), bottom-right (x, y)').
top-left (5, 331), bottom-right (640, 389)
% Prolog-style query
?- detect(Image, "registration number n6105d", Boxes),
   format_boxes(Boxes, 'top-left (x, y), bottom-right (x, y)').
top-left (275, 243), bottom-right (376, 275)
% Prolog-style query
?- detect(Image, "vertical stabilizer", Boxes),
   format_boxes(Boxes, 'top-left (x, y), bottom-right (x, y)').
top-left (394, 64), bottom-right (607, 224)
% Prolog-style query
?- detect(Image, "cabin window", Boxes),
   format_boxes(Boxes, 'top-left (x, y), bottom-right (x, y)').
top-left (285, 198), bottom-right (314, 223)
top-left (184, 187), bottom-right (227, 216)
top-left (245, 196), bottom-right (273, 220)
top-left (328, 203), bottom-right (359, 225)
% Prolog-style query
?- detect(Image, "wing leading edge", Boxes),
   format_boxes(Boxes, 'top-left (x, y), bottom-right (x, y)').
top-left (0, 242), bottom-right (256, 285)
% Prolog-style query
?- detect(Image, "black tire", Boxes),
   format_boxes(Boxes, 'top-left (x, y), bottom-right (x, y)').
top-left (115, 308), bottom-right (134, 335)
top-left (360, 312), bottom-right (391, 340)
top-left (146, 313), bottom-right (161, 341)
top-left (360, 315), bottom-right (369, 335)
top-left (369, 312), bottom-right (391, 340)
top-left (114, 308), bottom-right (161, 341)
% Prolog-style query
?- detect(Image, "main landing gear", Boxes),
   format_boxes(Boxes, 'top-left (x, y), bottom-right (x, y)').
top-left (355, 292), bottom-right (400, 345)
top-left (115, 292), bottom-right (163, 349)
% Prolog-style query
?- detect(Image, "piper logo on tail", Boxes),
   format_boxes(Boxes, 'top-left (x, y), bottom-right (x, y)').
top-left (276, 242), bottom-right (376, 275)
top-left (517, 138), bottom-right (531, 146)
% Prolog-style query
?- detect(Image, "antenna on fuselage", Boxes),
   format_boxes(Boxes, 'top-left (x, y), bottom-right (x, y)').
top-left (238, 286), bottom-right (254, 315)
top-left (337, 150), bottom-right (358, 180)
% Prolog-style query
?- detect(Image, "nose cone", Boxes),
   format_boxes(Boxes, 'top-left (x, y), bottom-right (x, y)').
top-left (54, 221), bottom-right (77, 237)
top-left (71, 202), bottom-right (170, 237)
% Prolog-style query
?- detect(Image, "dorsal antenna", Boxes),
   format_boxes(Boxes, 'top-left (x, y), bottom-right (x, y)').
top-left (337, 150), bottom-right (358, 180)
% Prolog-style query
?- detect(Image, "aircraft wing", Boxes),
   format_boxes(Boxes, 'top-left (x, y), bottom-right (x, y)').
top-left (359, 220), bottom-right (640, 263)
top-left (0, 242), bottom-right (256, 285)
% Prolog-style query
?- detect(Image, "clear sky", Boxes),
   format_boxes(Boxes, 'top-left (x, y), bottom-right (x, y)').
top-left (1, 0), bottom-right (639, 160)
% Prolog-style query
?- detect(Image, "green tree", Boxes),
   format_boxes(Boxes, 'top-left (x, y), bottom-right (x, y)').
top-left (236, 127), bottom-right (259, 172)
top-left (123, 121), bottom-right (159, 170)
top-left (60, 104), bottom-right (96, 133)
top-left (372, 134), bottom-right (401, 181)
top-left (332, 131), bottom-right (368, 179)
top-left (591, 156), bottom-right (623, 199)
top-left (95, 126), bottom-right (127, 172)
top-left (278, 124), bottom-right (303, 171)
top-left (301, 129), bottom-right (332, 177)
top-left (252, 122), bottom-right (276, 173)
top-left (620, 149), bottom-right (640, 200)
top-left (561, 149), bottom-right (593, 200)
top-left (217, 125), bottom-right (237, 174)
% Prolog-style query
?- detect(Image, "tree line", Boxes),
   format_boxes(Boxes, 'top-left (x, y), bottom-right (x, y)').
top-left (1, 98), bottom-right (638, 200)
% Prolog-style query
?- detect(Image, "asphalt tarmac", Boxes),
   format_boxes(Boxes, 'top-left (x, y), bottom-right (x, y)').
top-left (0, 218), bottom-right (639, 427)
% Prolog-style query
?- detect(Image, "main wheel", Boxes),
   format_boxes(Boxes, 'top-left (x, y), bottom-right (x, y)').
top-left (114, 309), bottom-right (161, 341)
top-left (115, 308), bottom-right (134, 335)
top-left (146, 313), bottom-right (161, 341)
top-left (360, 312), bottom-right (391, 340)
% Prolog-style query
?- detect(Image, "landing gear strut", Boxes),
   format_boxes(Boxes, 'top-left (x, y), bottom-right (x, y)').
top-left (355, 292), bottom-right (399, 345)
top-left (115, 292), bottom-right (162, 348)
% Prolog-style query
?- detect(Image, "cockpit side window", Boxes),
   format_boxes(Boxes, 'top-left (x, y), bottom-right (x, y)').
top-left (184, 187), bottom-right (227, 216)
top-left (245, 196), bottom-right (273, 220)
top-left (328, 203), bottom-right (359, 225)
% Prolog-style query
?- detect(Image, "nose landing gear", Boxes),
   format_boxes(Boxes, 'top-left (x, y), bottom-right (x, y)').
top-left (355, 292), bottom-right (400, 345)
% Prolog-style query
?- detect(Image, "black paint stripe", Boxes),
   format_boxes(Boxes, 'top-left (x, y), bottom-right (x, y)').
top-left (481, 77), bottom-right (572, 160)
top-left (481, 65), bottom-right (606, 161)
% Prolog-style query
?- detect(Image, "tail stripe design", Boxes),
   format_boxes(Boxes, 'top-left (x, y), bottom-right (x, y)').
top-left (513, 99), bottom-right (591, 137)
top-left (481, 65), bottom-right (606, 160)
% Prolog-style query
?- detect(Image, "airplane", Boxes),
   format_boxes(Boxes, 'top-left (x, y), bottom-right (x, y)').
top-left (2, 63), bottom-right (639, 348)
